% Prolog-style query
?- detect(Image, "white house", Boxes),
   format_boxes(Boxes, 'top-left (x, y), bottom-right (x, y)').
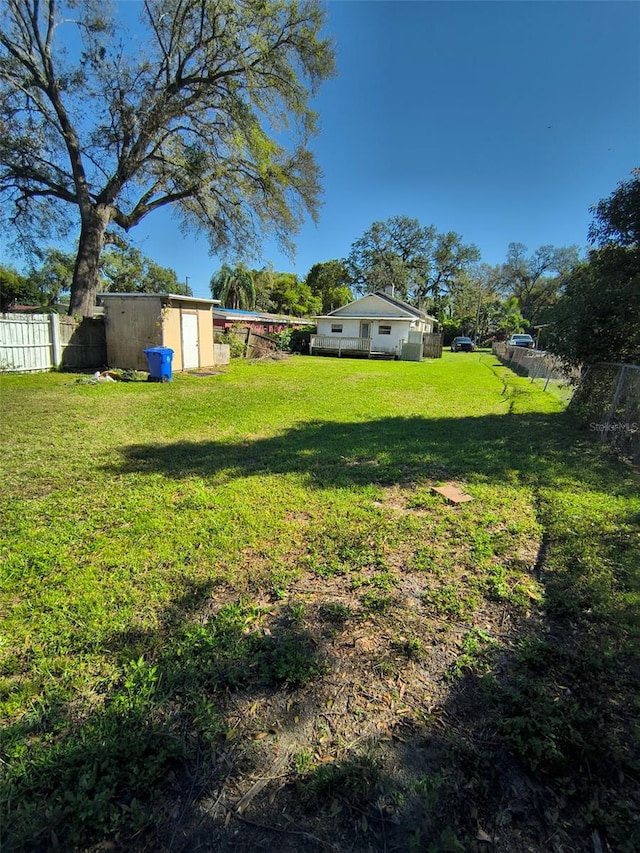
top-left (310, 287), bottom-right (438, 360)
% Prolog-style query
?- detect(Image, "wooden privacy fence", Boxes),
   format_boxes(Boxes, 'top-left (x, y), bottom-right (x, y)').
top-left (0, 313), bottom-right (107, 372)
top-left (246, 329), bottom-right (279, 358)
top-left (423, 332), bottom-right (443, 359)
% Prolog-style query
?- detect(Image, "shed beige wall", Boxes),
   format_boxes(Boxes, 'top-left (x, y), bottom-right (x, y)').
top-left (104, 296), bottom-right (162, 370)
top-left (103, 296), bottom-right (217, 372)
top-left (161, 307), bottom-right (183, 371)
top-left (161, 304), bottom-right (216, 370)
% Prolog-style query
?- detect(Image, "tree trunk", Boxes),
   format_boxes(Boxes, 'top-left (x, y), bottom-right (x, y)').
top-left (68, 205), bottom-right (112, 316)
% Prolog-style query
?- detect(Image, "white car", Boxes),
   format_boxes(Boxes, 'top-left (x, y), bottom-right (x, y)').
top-left (507, 334), bottom-right (534, 349)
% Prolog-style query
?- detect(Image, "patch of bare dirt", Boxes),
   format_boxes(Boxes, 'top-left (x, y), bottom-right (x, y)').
top-left (138, 480), bottom-right (588, 853)
top-left (143, 575), bottom-right (566, 851)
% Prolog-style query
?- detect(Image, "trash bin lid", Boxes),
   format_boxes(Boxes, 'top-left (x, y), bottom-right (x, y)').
top-left (143, 347), bottom-right (174, 354)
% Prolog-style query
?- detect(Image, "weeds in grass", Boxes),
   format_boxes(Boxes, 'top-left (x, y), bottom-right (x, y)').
top-left (166, 600), bottom-right (326, 692)
top-left (1, 356), bottom-right (638, 851)
top-left (450, 628), bottom-right (498, 678)
top-left (422, 583), bottom-right (478, 620)
top-left (301, 754), bottom-right (382, 808)
top-left (286, 600), bottom-right (307, 625)
top-left (293, 749), bottom-right (315, 776)
top-left (412, 770), bottom-right (446, 812)
top-left (318, 602), bottom-right (352, 624)
top-left (393, 634), bottom-right (424, 661)
top-left (360, 589), bottom-right (395, 614)
top-left (1, 597), bottom-right (327, 849)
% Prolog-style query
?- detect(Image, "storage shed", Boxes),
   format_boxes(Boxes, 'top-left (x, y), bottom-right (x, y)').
top-left (99, 293), bottom-right (221, 372)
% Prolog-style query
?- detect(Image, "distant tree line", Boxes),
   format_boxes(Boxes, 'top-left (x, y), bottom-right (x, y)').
top-left (5, 169), bottom-right (637, 372)
top-left (0, 244), bottom-right (190, 313)
top-left (207, 170), bottom-right (640, 369)
top-left (1, 2), bottom-right (635, 367)
top-left (207, 213), bottom-right (579, 346)
top-left (209, 260), bottom-right (351, 317)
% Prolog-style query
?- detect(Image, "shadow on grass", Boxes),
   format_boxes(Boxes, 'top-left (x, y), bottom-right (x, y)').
top-left (107, 411), bottom-right (601, 490)
top-left (3, 411), bottom-right (639, 852)
top-left (0, 597), bottom-right (328, 852)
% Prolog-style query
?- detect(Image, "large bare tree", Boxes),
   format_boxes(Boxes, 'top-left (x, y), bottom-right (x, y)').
top-left (0, 0), bottom-right (335, 314)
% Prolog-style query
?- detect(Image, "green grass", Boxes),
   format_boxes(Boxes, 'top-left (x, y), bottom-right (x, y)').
top-left (1, 353), bottom-right (638, 851)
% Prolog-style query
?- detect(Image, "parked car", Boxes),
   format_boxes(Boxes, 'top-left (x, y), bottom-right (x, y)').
top-left (507, 334), bottom-right (535, 349)
top-left (451, 336), bottom-right (475, 352)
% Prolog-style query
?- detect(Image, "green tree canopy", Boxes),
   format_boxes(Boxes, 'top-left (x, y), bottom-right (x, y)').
top-left (1, 249), bottom-right (77, 310)
top-left (444, 263), bottom-right (502, 341)
top-left (100, 246), bottom-right (189, 295)
top-left (588, 168), bottom-right (640, 248)
top-left (265, 271), bottom-right (320, 316)
top-left (251, 268), bottom-right (279, 312)
top-left (495, 296), bottom-right (526, 339)
top-left (498, 242), bottom-right (579, 326)
top-left (25, 248), bottom-right (75, 307)
top-left (304, 259), bottom-right (352, 313)
top-left (345, 216), bottom-right (479, 304)
top-left (0, 265), bottom-right (39, 311)
top-left (345, 216), bottom-right (434, 301)
top-left (246, 267), bottom-right (321, 315)
top-left (548, 171), bottom-right (640, 367)
top-left (549, 248), bottom-right (640, 367)
top-left (0, 0), bottom-right (335, 316)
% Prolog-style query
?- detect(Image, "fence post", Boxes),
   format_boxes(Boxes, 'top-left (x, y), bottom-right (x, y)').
top-left (50, 313), bottom-right (61, 368)
top-left (544, 358), bottom-right (558, 391)
top-left (602, 366), bottom-right (628, 439)
top-left (530, 354), bottom-right (543, 383)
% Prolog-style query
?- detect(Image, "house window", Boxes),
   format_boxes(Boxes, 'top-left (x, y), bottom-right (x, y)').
top-left (379, 324), bottom-right (392, 335)
top-left (331, 324), bottom-right (343, 333)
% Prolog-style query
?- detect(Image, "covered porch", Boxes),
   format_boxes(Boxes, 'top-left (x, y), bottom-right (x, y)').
top-left (309, 335), bottom-right (397, 359)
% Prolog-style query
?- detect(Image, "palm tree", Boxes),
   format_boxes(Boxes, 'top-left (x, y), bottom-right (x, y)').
top-left (209, 264), bottom-right (256, 310)
top-left (497, 296), bottom-right (526, 338)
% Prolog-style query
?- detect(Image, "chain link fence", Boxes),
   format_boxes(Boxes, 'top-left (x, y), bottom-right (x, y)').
top-left (569, 363), bottom-right (640, 463)
top-left (492, 343), bottom-right (578, 404)
top-left (493, 344), bottom-right (640, 463)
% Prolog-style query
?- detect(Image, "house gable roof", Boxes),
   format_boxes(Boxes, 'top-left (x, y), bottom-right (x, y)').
top-left (319, 291), bottom-right (435, 323)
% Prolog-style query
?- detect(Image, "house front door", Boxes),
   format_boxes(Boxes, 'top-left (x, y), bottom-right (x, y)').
top-left (360, 322), bottom-right (371, 339)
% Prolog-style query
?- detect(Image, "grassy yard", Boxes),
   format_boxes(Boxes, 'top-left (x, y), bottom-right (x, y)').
top-left (1, 353), bottom-right (638, 852)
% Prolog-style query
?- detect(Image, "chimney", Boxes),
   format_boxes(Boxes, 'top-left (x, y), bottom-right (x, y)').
top-left (384, 284), bottom-right (395, 298)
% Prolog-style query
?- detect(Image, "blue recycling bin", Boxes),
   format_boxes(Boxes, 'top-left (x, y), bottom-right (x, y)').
top-left (144, 347), bottom-right (174, 382)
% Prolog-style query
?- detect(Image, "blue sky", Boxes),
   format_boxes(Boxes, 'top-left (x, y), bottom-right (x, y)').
top-left (146, 0), bottom-right (640, 298)
top-left (4, 1), bottom-right (639, 299)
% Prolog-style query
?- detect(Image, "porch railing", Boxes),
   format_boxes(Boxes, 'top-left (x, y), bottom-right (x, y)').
top-left (310, 335), bottom-right (374, 355)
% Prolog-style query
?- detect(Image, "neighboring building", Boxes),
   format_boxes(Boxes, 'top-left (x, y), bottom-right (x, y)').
top-left (311, 287), bottom-right (438, 360)
top-left (213, 307), bottom-right (313, 336)
top-left (3, 304), bottom-right (40, 312)
top-left (99, 293), bottom-right (222, 372)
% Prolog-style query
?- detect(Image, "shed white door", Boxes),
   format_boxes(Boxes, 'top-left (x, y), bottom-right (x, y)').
top-left (181, 313), bottom-right (199, 368)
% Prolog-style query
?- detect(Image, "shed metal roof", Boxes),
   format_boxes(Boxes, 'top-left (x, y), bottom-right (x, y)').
top-left (98, 293), bottom-right (220, 305)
